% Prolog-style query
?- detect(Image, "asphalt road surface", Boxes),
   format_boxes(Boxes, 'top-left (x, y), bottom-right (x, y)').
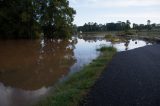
top-left (84, 44), bottom-right (160, 106)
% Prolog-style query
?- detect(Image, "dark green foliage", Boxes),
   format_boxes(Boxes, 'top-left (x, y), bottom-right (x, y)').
top-left (97, 46), bottom-right (116, 52)
top-left (132, 20), bottom-right (155, 31)
top-left (0, 0), bottom-right (40, 39)
top-left (147, 20), bottom-right (151, 31)
top-left (125, 20), bottom-right (131, 32)
top-left (0, 0), bottom-right (76, 39)
top-left (37, 0), bottom-right (76, 38)
top-left (78, 20), bottom-right (160, 33)
top-left (78, 21), bottom-right (131, 32)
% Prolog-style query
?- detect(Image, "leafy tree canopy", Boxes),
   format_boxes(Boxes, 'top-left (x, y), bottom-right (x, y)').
top-left (0, 0), bottom-right (76, 39)
top-left (78, 20), bottom-right (159, 32)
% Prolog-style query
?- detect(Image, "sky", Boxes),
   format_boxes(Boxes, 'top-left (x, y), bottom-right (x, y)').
top-left (69, 0), bottom-right (160, 26)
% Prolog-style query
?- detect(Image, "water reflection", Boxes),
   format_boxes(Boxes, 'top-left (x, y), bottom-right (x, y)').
top-left (0, 36), bottom-right (153, 106)
top-left (70, 38), bottom-right (104, 73)
top-left (124, 40), bottom-right (130, 51)
top-left (0, 39), bottom-right (76, 90)
top-left (118, 39), bottom-right (151, 51)
top-left (0, 82), bottom-right (50, 106)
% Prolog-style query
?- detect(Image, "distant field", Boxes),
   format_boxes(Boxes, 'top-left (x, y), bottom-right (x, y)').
top-left (80, 30), bottom-right (160, 41)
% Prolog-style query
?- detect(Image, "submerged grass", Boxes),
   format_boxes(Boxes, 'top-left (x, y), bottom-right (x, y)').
top-left (97, 46), bottom-right (115, 52)
top-left (35, 47), bottom-right (116, 106)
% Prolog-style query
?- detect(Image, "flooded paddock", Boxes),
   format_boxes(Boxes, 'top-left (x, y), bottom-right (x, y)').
top-left (0, 35), bottom-right (152, 106)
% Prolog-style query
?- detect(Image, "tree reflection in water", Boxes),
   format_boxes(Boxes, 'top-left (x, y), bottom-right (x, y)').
top-left (0, 39), bottom-right (77, 90)
top-left (0, 36), bottom-right (152, 106)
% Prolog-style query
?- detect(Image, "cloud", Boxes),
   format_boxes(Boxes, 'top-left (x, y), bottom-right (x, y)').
top-left (98, 12), bottom-right (160, 18)
top-left (70, 0), bottom-right (160, 8)
top-left (97, 0), bottom-right (160, 8)
top-left (69, 0), bottom-right (160, 25)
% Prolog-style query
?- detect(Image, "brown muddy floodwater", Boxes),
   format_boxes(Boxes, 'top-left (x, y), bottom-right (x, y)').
top-left (0, 36), bottom-right (152, 106)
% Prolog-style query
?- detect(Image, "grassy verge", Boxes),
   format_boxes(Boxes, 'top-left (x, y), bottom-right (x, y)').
top-left (82, 31), bottom-right (160, 42)
top-left (35, 46), bottom-right (116, 106)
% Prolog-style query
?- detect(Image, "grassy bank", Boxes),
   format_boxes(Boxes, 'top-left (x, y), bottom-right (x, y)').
top-left (126, 30), bottom-right (160, 42)
top-left (81, 30), bottom-right (160, 42)
top-left (35, 47), bottom-right (116, 106)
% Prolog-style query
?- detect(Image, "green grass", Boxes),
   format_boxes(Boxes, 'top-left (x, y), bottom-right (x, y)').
top-left (35, 47), bottom-right (116, 106)
top-left (97, 46), bottom-right (115, 52)
top-left (81, 30), bottom-right (160, 42)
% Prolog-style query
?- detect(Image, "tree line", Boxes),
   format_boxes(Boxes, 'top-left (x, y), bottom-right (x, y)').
top-left (78, 20), bottom-right (160, 32)
top-left (0, 0), bottom-right (76, 39)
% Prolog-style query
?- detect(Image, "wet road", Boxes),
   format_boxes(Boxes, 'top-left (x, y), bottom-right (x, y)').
top-left (85, 44), bottom-right (160, 106)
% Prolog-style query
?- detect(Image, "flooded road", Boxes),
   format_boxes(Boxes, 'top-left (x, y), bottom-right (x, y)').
top-left (0, 36), bottom-right (152, 106)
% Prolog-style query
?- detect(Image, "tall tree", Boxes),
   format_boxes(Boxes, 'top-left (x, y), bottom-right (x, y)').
top-left (147, 20), bottom-right (151, 31)
top-left (0, 0), bottom-right (40, 39)
top-left (0, 0), bottom-right (76, 39)
top-left (37, 0), bottom-right (76, 38)
top-left (125, 20), bottom-right (131, 31)
top-left (147, 20), bottom-right (151, 25)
